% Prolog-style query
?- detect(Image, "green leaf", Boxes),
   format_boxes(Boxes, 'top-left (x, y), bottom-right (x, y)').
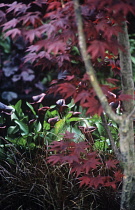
top-left (26, 102), bottom-right (37, 116)
top-left (11, 112), bottom-right (18, 120)
top-left (43, 121), bottom-right (50, 130)
top-left (67, 99), bottom-right (75, 108)
top-left (15, 120), bottom-right (29, 135)
top-left (65, 112), bottom-right (73, 120)
top-left (95, 122), bottom-right (104, 135)
top-left (16, 137), bottom-right (27, 146)
top-left (72, 46), bottom-right (80, 55)
top-left (68, 117), bottom-right (80, 122)
top-left (14, 100), bottom-right (22, 112)
top-left (28, 142), bottom-right (35, 149)
top-left (7, 126), bottom-right (19, 135)
top-left (131, 56), bottom-right (135, 64)
top-left (54, 119), bottom-right (65, 135)
top-left (13, 100), bottom-right (24, 118)
top-left (36, 121), bottom-right (42, 132)
top-left (71, 60), bottom-right (79, 64)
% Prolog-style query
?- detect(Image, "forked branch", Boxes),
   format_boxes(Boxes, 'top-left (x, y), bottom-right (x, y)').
top-left (73, 0), bottom-right (122, 124)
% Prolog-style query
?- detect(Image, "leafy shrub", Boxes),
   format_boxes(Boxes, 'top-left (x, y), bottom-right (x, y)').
top-left (47, 131), bottom-right (123, 189)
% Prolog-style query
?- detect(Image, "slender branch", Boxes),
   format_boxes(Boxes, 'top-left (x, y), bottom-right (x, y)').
top-left (118, 21), bottom-right (134, 114)
top-left (73, 0), bottom-right (122, 124)
top-left (101, 114), bottom-right (122, 162)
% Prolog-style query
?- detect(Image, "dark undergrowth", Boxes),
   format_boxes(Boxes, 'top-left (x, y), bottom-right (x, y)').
top-left (0, 145), bottom-right (121, 210)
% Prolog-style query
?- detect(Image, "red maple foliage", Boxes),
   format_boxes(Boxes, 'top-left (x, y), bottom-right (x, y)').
top-left (0, 0), bottom-right (134, 191)
top-left (47, 131), bottom-right (123, 189)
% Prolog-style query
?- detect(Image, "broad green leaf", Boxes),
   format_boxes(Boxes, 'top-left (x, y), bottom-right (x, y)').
top-left (28, 142), bottom-right (35, 149)
top-left (14, 100), bottom-right (22, 112)
top-left (95, 122), bottom-right (104, 135)
top-left (36, 121), bottom-right (42, 132)
top-left (16, 137), bottom-right (27, 146)
top-left (65, 112), bottom-right (73, 120)
top-left (11, 112), bottom-right (18, 120)
top-left (15, 120), bottom-right (29, 135)
top-left (43, 121), bottom-right (50, 130)
top-left (26, 102), bottom-right (37, 116)
top-left (7, 126), bottom-right (19, 135)
top-left (54, 119), bottom-right (65, 135)
top-left (51, 109), bottom-right (58, 116)
top-left (50, 105), bottom-right (56, 109)
top-left (67, 117), bottom-right (80, 122)
top-left (131, 56), bottom-right (135, 64)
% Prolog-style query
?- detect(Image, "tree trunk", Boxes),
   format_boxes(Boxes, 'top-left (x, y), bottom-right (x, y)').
top-left (118, 21), bottom-right (135, 210)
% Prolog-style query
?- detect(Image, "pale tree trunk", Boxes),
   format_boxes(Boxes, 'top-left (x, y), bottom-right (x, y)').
top-left (118, 21), bottom-right (135, 210)
top-left (73, 0), bottom-right (135, 209)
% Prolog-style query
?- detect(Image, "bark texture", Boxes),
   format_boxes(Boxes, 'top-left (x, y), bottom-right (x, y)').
top-left (118, 21), bottom-right (135, 210)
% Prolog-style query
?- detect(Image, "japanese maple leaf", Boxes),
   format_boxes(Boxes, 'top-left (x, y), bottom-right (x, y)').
top-left (47, 1), bottom-right (61, 11)
top-left (0, 3), bottom-right (8, 7)
top-left (23, 29), bottom-right (41, 43)
top-left (61, 28), bottom-right (77, 43)
top-left (106, 78), bottom-right (119, 85)
top-left (104, 181), bottom-right (116, 189)
top-left (103, 24), bottom-right (122, 40)
top-left (83, 158), bottom-right (101, 174)
top-left (82, 96), bottom-right (103, 116)
top-left (56, 54), bottom-right (70, 67)
top-left (108, 2), bottom-right (135, 16)
top-left (70, 162), bottom-right (84, 176)
top-left (47, 154), bottom-right (63, 165)
top-left (114, 170), bottom-right (123, 182)
top-left (37, 51), bottom-right (51, 60)
top-left (74, 142), bottom-right (89, 156)
top-left (60, 131), bottom-right (75, 140)
top-left (79, 175), bottom-right (91, 187)
top-left (49, 140), bottom-right (69, 152)
top-left (47, 39), bottom-right (67, 54)
top-left (6, 2), bottom-right (29, 15)
top-left (24, 53), bottom-right (39, 63)
top-left (20, 12), bottom-right (42, 27)
top-left (28, 38), bottom-right (66, 54)
top-left (57, 83), bottom-right (77, 99)
top-left (96, 20), bottom-right (121, 40)
top-left (74, 90), bottom-right (90, 104)
top-left (38, 24), bottom-right (55, 38)
top-left (87, 40), bottom-right (110, 59)
top-left (30, 0), bottom-right (46, 7)
top-left (89, 176), bottom-right (106, 188)
top-left (5, 28), bottom-right (21, 39)
top-left (3, 18), bottom-right (18, 31)
top-left (63, 154), bottom-right (80, 164)
top-left (105, 159), bottom-right (119, 169)
top-left (51, 17), bottom-right (69, 30)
